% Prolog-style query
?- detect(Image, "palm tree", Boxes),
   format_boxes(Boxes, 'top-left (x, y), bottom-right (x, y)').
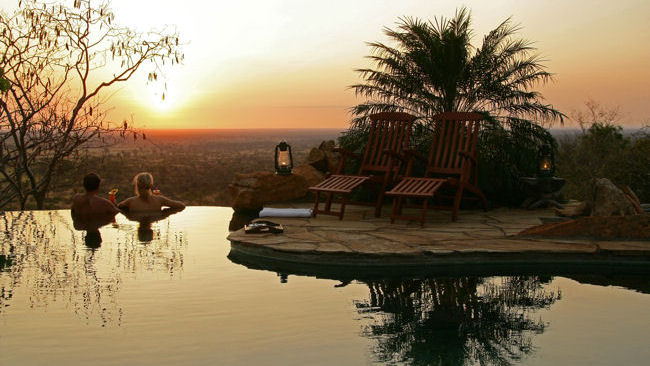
top-left (350, 7), bottom-right (564, 127)
top-left (344, 8), bottom-right (565, 205)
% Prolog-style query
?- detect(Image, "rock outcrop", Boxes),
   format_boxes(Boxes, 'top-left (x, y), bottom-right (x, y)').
top-left (307, 140), bottom-right (340, 174)
top-left (534, 178), bottom-right (647, 240)
top-left (591, 178), bottom-right (642, 216)
top-left (228, 140), bottom-right (339, 212)
top-left (293, 164), bottom-right (326, 187)
top-left (228, 171), bottom-right (310, 212)
top-left (518, 214), bottom-right (650, 240)
top-left (555, 178), bottom-right (643, 217)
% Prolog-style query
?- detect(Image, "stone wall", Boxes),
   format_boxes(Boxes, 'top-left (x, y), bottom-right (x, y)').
top-left (228, 141), bottom-right (338, 212)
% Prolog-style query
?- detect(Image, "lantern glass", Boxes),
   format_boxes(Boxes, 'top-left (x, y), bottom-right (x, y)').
top-left (278, 150), bottom-right (291, 167)
top-left (537, 144), bottom-right (555, 177)
top-left (275, 141), bottom-right (293, 175)
top-left (539, 157), bottom-right (552, 173)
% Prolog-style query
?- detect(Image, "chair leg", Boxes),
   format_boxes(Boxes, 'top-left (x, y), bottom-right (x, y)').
top-left (390, 199), bottom-right (397, 224)
top-left (420, 198), bottom-right (429, 226)
top-left (339, 195), bottom-right (348, 220)
top-left (325, 192), bottom-right (333, 212)
top-left (374, 191), bottom-right (384, 218)
top-left (465, 185), bottom-right (488, 212)
top-left (396, 197), bottom-right (403, 217)
top-left (312, 192), bottom-right (320, 217)
top-left (452, 187), bottom-right (464, 222)
top-left (375, 176), bottom-right (393, 218)
top-left (477, 190), bottom-right (488, 212)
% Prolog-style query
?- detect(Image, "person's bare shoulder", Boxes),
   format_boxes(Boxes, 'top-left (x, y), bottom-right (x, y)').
top-left (91, 196), bottom-right (120, 215)
top-left (71, 194), bottom-right (84, 205)
top-left (117, 196), bottom-right (133, 209)
top-left (159, 195), bottom-right (185, 210)
top-left (71, 194), bottom-right (88, 212)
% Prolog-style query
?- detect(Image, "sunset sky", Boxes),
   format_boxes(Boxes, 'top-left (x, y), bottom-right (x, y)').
top-left (2, 0), bottom-right (649, 129)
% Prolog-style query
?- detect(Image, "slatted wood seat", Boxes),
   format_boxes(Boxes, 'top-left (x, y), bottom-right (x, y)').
top-left (310, 112), bottom-right (416, 219)
top-left (386, 112), bottom-right (487, 224)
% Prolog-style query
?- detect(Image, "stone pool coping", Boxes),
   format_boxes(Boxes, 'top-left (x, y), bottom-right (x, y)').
top-left (227, 204), bottom-right (650, 267)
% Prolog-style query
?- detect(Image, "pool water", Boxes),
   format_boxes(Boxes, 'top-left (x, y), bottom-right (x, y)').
top-left (1, 207), bottom-right (649, 366)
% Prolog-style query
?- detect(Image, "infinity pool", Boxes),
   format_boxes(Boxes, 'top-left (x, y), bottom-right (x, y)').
top-left (1, 207), bottom-right (649, 365)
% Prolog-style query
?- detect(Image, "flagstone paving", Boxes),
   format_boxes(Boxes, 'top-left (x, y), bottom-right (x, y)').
top-left (227, 204), bottom-right (650, 266)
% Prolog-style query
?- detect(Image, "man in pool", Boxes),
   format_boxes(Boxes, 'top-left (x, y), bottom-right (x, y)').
top-left (71, 173), bottom-right (120, 216)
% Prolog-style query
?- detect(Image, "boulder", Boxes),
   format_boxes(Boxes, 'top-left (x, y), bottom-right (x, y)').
top-left (324, 150), bottom-right (341, 174)
top-left (591, 178), bottom-right (639, 216)
top-left (293, 164), bottom-right (326, 187)
top-left (307, 147), bottom-right (328, 172)
top-left (306, 140), bottom-right (341, 174)
top-left (228, 171), bottom-right (310, 212)
top-left (555, 201), bottom-right (590, 217)
top-left (319, 140), bottom-right (336, 151)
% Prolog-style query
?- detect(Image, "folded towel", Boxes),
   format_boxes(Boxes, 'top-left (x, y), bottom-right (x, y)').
top-left (259, 207), bottom-right (313, 218)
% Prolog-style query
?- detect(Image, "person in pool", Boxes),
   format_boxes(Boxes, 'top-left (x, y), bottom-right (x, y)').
top-left (117, 172), bottom-right (185, 213)
top-left (71, 173), bottom-right (120, 216)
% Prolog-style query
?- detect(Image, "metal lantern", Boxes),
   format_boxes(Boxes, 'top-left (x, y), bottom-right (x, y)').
top-left (275, 140), bottom-right (293, 175)
top-left (537, 144), bottom-right (555, 177)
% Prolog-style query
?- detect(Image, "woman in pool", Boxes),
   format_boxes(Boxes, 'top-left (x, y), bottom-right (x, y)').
top-left (117, 172), bottom-right (185, 212)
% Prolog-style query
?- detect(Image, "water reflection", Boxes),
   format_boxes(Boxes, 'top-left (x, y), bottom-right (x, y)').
top-left (123, 208), bottom-right (184, 243)
top-left (356, 276), bottom-right (558, 366)
top-left (0, 253), bottom-right (11, 314)
top-left (71, 212), bottom-right (117, 249)
top-left (228, 250), bottom-right (650, 366)
top-left (0, 210), bottom-right (186, 326)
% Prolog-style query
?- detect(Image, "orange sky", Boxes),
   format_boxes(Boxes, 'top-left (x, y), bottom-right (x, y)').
top-left (2, 0), bottom-right (649, 128)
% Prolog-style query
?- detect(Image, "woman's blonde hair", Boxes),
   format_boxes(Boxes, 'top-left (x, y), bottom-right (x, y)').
top-left (134, 172), bottom-right (154, 197)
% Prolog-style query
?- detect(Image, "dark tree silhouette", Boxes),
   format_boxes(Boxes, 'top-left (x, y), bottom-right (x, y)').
top-left (350, 7), bottom-right (563, 127)
top-left (0, 0), bottom-right (183, 209)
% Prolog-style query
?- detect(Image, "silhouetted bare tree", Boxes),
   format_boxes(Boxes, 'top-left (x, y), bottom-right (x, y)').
top-left (0, 0), bottom-right (182, 209)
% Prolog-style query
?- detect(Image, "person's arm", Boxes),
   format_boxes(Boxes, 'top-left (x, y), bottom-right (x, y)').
top-left (105, 199), bottom-right (121, 215)
top-left (159, 195), bottom-right (185, 210)
top-left (116, 197), bottom-right (131, 212)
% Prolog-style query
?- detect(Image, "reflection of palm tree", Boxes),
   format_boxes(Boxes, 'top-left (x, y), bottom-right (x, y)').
top-left (356, 276), bottom-right (559, 366)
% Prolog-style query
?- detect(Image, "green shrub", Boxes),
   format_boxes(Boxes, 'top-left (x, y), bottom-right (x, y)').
top-left (556, 123), bottom-right (650, 202)
top-left (478, 118), bottom-right (556, 206)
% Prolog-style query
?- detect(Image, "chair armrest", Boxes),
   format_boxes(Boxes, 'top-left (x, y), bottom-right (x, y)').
top-left (458, 150), bottom-right (477, 165)
top-left (331, 147), bottom-right (362, 174)
top-left (401, 149), bottom-right (428, 177)
top-left (333, 147), bottom-right (363, 161)
top-left (382, 149), bottom-right (407, 163)
top-left (403, 149), bottom-right (428, 163)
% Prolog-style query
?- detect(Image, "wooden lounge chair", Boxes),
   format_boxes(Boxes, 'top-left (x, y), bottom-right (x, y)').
top-left (386, 112), bottom-right (487, 224)
top-left (309, 112), bottom-right (417, 219)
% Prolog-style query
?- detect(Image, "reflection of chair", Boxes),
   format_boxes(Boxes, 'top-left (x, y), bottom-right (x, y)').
top-left (386, 112), bottom-right (487, 224)
top-left (310, 112), bottom-right (416, 219)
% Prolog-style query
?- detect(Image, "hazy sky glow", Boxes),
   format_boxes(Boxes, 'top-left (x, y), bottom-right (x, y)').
top-left (2, 0), bottom-right (649, 128)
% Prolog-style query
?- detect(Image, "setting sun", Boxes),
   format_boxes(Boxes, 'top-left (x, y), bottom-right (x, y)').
top-left (146, 88), bottom-right (176, 113)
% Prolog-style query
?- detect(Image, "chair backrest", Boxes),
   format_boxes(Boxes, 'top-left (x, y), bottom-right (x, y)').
top-left (426, 112), bottom-right (484, 181)
top-left (358, 112), bottom-right (416, 176)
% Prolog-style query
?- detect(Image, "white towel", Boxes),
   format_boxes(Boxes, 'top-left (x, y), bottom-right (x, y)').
top-left (259, 207), bottom-right (313, 218)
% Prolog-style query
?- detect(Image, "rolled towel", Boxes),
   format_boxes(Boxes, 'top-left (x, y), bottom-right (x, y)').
top-left (259, 207), bottom-right (313, 218)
